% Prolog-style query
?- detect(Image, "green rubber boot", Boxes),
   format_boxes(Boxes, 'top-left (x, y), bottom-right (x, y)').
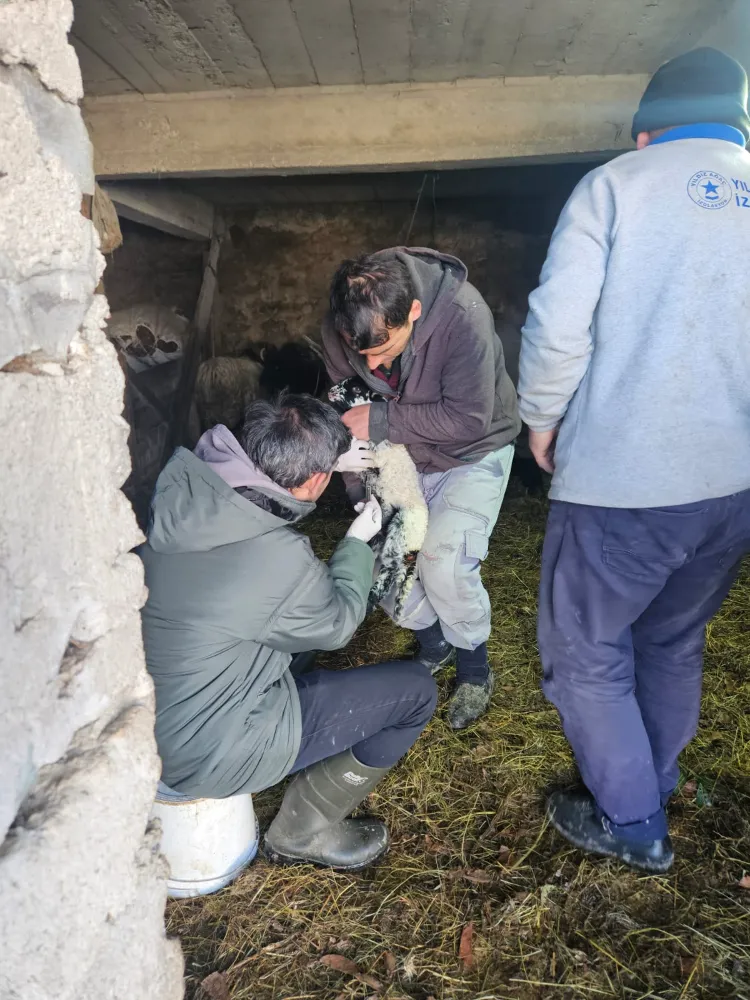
top-left (264, 749), bottom-right (391, 870)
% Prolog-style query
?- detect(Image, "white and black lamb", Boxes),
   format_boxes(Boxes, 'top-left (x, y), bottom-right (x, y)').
top-left (328, 377), bottom-right (428, 618)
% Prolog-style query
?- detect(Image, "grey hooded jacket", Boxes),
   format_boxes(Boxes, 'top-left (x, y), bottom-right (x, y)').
top-left (138, 425), bottom-right (375, 798)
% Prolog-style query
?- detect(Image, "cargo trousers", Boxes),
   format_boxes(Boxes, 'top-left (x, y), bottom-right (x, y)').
top-left (381, 444), bottom-right (514, 650)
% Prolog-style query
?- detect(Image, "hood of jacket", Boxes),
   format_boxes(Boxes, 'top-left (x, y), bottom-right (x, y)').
top-left (147, 428), bottom-right (315, 554)
top-left (388, 247), bottom-right (468, 352)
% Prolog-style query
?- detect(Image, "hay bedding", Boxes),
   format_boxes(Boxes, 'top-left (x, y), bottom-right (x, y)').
top-left (168, 482), bottom-right (750, 1000)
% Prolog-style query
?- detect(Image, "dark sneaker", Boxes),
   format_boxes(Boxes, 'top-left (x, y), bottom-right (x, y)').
top-left (547, 789), bottom-right (674, 873)
top-left (447, 671), bottom-right (495, 729)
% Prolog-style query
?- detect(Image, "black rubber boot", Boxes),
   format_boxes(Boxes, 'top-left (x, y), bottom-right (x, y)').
top-left (414, 621), bottom-right (455, 675)
top-left (547, 789), bottom-right (674, 873)
top-left (264, 749), bottom-right (391, 870)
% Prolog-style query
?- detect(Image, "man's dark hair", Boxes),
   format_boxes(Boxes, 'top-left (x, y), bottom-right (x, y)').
top-left (239, 393), bottom-right (350, 489)
top-left (329, 253), bottom-right (417, 351)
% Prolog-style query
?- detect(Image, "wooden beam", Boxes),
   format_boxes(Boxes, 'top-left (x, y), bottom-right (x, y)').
top-left (231, 0), bottom-right (317, 87)
top-left (351, 0), bottom-right (411, 85)
top-left (101, 181), bottom-right (215, 240)
top-left (411, 0), bottom-right (472, 83)
top-left (166, 216), bottom-right (225, 462)
top-left (290, 0), bottom-right (363, 86)
top-left (84, 74), bottom-right (649, 180)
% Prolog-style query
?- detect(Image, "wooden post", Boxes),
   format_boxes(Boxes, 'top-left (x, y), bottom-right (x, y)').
top-left (161, 215), bottom-right (225, 467)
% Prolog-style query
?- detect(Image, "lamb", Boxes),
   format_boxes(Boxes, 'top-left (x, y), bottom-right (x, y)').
top-left (194, 356), bottom-right (264, 434)
top-left (328, 377), bottom-right (428, 618)
top-left (194, 339), bottom-right (328, 436)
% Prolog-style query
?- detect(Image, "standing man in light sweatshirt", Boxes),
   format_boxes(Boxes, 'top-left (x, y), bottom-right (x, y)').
top-left (519, 47), bottom-right (750, 872)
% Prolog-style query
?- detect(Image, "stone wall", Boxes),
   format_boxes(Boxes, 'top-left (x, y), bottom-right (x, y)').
top-left (216, 200), bottom-right (552, 356)
top-left (0, 3), bottom-right (182, 998)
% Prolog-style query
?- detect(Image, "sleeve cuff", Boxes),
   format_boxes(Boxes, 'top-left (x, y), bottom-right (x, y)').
top-left (368, 401), bottom-right (389, 444)
top-left (518, 408), bottom-right (562, 433)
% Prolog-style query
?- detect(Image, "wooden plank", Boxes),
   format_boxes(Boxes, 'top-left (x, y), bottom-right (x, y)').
top-left (351, 0), bottom-right (410, 84)
top-left (232, 0), bottom-right (317, 87)
top-left (89, 0), bottom-right (227, 92)
top-left (167, 218), bottom-right (225, 460)
top-left (563, 0), bottom-right (647, 76)
top-left (168, 0), bottom-right (272, 87)
top-left (85, 74), bottom-right (649, 179)
top-left (290, 0), bottom-right (363, 86)
top-left (71, 0), bottom-right (164, 93)
top-left (70, 35), bottom-right (135, 96)
top-left (698, 0), bottom-right (750, 70)
top-left (102, 181), bottom-right (215, 240)
top-left (459, 0), bottom-right (531, 78)
top-left (607, 0), bottom-right (732, 75)
top-left (411, 0), bottom-right (472, 83)
top-left (509, 0), bottom-right (596, 76)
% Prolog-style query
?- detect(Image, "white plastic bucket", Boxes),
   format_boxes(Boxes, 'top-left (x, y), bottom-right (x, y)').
top-left (152, 781), bottom-right (259, 899)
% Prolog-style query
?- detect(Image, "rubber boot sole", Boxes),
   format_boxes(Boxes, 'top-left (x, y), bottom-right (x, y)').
top-left (263, 835), bottom-right (390, 872)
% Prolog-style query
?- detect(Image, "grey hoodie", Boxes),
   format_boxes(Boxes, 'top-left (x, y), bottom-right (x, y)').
top-left (519, 129), bottom-right (750, 507)
top-left (138, 426), bottom-right (375, 797)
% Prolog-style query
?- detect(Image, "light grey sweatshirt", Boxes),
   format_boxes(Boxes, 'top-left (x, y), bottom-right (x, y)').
top-left (519, 126), bottom-right (750, 508)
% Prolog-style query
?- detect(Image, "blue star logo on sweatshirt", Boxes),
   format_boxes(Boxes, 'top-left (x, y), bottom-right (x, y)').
top-left (687, 171), bottom-right (732, 210)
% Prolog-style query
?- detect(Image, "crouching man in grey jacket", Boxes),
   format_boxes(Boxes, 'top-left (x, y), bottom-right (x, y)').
top-left (519, 47), bottom-right (750, 873)
top-left (139, 393), bottom-right (437, 870)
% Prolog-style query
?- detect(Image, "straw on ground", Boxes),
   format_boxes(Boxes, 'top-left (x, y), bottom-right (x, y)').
top-left (169, 484), bottom-right (750, 1000)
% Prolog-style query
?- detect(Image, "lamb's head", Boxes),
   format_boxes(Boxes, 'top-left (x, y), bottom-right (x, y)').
top-left (328, 376), bottom-right (386, 414)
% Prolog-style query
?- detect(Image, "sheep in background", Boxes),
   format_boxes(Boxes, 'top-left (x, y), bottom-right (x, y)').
top-left (194, 356), bottom-right (265, 434)
top-left (328, 376), bottom-right (428, 617)
top-left (193, 339), bottom-right (327, 439)
top-left (242, 337), bottom-right (329, 399)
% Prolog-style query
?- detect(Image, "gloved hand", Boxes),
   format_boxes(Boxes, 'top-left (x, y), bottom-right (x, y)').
top-left (345, 497), bottom-right (383, 543)
top-left (334, 438), bottom-right (376, 473)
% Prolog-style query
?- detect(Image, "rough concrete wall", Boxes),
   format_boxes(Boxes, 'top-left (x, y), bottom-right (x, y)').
top-left (0, 3), bottom-right (183, 999)
top-left (104, 219), bottom-right (205, 316)
top-left (216, 201), bottom-right (550, 355)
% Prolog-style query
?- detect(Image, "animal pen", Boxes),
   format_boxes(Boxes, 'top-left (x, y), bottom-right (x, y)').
top-left (101, 167), bottom-right (750, 999)
top-left (3, 2), bottom-right (749, 1000)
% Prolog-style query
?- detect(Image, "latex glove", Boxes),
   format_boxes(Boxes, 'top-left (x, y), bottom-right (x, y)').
top-left (346, 497), bottom-right (383, 543)
top-left (334, 438), bottom-right (376, 473)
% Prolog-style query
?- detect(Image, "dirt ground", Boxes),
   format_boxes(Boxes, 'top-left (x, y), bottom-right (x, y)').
top-left (167, 481), bottom-right (750, 1000)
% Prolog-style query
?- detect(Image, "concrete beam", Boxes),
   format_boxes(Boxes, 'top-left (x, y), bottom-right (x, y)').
top-left (85, 75), bottom-right (649, 179)
top-left (101, 181), bottom-right (214, 240)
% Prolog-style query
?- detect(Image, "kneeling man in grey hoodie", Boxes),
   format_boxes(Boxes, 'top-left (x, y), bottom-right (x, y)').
top-left (139, 393), bottom-right (437, 870)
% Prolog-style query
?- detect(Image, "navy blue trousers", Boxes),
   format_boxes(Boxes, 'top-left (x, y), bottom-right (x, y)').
top-left (290, 660), bottom-right (438, 772)
top-left (538, 492), bottom-right (750, 843)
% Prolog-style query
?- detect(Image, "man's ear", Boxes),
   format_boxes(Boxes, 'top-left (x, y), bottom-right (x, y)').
top-left (290, 470), bottom-right (330, 501)
top-left (308, 471), bottom-right (329, 494)
top-left (409, 299), bottom-right (422, 323)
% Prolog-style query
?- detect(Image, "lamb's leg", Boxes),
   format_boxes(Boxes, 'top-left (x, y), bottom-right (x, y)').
top-left (394, 550), bottom-right (420, 620)
top-left (367, 511), bottom-right (402, 612)
top-left (367, 511), bottom-right (417, 620)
